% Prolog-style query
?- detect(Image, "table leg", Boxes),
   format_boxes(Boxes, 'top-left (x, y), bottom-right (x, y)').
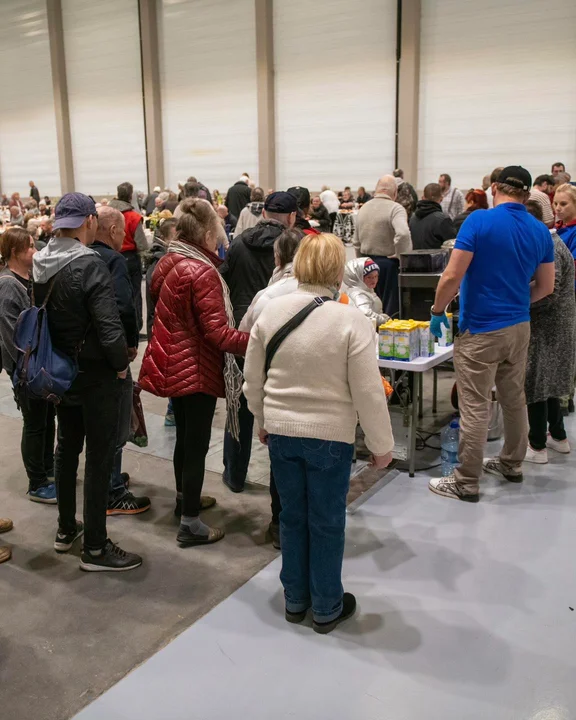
top-left (409, 372), bottom-right (419, 478)
top-left (418, 373), bottom-right (423, 419)
top-left (433, 368), bottom-right (438, 414)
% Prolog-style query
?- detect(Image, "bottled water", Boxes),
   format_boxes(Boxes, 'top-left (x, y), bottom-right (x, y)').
top-left (441, 419), bottom-right (460, 476)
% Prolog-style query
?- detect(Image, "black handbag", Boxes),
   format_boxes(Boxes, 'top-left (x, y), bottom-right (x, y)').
top-left (264, 296), bottom-right (332, 375)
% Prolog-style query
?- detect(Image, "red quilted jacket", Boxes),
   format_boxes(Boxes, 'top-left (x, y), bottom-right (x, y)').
top-left (139, 244), bottom-right (249, 398)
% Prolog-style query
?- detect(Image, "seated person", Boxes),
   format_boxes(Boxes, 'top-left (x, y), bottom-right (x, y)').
top-left (339, 189), bottom-right (355, 210)
top-left (356, 186), bottom-right (372, 205)
top-left (308, 196), bottom-right (331, 232)
top-left (343, 257), bottom-right (389, 327)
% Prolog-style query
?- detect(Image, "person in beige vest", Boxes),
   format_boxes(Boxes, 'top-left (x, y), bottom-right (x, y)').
top-left (353, 174), bottom-right (411, 317)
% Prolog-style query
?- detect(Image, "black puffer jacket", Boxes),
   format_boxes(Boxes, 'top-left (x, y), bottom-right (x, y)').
top-left (220, 219), bottom-right (282, 326)
top-left (409, 200), bottom-right (457, 250)
top-left (34, 256), bottom-right (128, 373)
top-left (225, 181), bottom-right (251, 219)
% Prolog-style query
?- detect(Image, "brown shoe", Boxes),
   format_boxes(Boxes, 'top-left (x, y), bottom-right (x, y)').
top-left (0, 546), bottom-right (12, 563)
top-left (0, 518), bottom-right (13, 534)
top-left (177, 525), bottom-right (225, 546)
top-left (200, 496), bottom-right (216, 511)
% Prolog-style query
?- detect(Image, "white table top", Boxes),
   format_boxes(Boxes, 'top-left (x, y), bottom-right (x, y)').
top-left (377, 343), bottom-right (454, 372)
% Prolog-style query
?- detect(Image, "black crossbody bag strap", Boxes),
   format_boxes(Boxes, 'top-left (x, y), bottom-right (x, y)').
top-left (264, 296), bottom-right (331, 375)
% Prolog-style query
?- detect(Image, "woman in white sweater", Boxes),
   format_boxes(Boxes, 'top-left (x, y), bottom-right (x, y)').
top-left (243, 233), bottom-right (394, 634)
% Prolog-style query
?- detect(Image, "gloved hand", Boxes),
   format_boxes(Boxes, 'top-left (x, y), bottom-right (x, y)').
top-left (430, 312), bottom-right (449, 338)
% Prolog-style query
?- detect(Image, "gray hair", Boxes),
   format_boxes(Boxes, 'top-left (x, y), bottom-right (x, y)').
top-left (375, 175), bottom-right (398, 199)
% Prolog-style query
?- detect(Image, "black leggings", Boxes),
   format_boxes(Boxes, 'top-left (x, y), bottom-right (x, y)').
top-left (528, 397), bottom-right (566, 451)
top-left (172, 393), bottom-right (217, 517)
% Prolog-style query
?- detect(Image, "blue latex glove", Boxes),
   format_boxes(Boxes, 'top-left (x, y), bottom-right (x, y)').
top-left (430, 312), bottom-right (449, 338)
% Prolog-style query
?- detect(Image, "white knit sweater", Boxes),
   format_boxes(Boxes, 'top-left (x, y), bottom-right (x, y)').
top-left (243, 284), bottom-right (394, 455)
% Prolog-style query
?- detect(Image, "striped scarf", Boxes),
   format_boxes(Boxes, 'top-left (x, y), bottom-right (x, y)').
top-left (167, 239), bottom-right (243, 441)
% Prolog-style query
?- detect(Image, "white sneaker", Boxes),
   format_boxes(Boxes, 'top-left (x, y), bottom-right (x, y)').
top-left (524, 445), bottom-right (548, 464)
top-left (483, 457), bottom-right (524, 483)
top-left (547, 435), bottom-right (571, 454)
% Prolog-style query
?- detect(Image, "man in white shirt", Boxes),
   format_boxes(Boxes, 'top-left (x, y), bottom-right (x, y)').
top-left (438, 173), bottom-right (465, 220)
top-left (529, 175), bottom-right (555, 228)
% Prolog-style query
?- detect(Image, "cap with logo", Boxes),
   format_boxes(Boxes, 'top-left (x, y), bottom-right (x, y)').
top-left (496, 166), bottom-right (532, 191)
top-left (264, 191), bottom-right (298, 214)
top-left (53, 193), bottom-right (98, 230)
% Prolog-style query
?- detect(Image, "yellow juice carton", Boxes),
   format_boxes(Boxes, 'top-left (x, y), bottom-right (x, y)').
top-left (395, 321), bottom-right (420, 361)
top-left (378, 321), bottom-right (395, 360)
top-left (418, 321), bottom-right (435, 357)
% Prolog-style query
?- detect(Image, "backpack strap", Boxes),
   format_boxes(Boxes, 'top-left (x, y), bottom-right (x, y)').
top-left (265, 296), bottom-right (332, 375)
top-left (40, 276), bottom-right (57, 309)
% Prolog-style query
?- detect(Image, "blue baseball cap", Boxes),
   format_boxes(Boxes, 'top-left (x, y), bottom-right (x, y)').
top-left (53, 192), bottom-right (98, 230)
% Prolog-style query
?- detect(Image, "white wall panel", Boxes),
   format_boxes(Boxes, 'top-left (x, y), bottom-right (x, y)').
top-left (159, 0), bottom-right (259, 193)
top-left (418, 0), bottom-right (576, 191)
top-left (273, 0), bottom-right (397, 191)
top-left (62, 0), bottom-right (148, 195)
top-left (0, 0), bottom-right (61, 197)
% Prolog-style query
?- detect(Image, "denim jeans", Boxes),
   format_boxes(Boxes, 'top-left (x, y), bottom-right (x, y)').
top-left (109, 368), bottom-right (134, 498)
top-left (268, 435), bottom-right (354, 623)
top-left (18, 394), bottom-right (56, 491)
top-left (223, 391), bottom-right (254, 490)
top-left (270, 469), bottom-right (281, 524)
top-left (55, 369), bottom-right (121, 551)
top-left (172, 393), bottom-right (217, 517)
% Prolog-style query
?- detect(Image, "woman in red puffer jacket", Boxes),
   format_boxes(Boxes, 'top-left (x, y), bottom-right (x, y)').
top-left (139, 198), bottom-right (249, 547)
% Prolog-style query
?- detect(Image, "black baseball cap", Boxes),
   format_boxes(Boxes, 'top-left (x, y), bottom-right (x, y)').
top-left (53, 192), bottom-right (97, 229)
top-left (264, 191), bottom-right (297, 214)
top-left (496, 166), bottom-right (532, 191)
top-left (287, 186), bottom-right (311, 210)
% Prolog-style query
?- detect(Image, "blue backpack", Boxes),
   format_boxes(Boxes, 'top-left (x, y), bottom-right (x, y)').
top-left (13, 278), bottom-right (78, 404)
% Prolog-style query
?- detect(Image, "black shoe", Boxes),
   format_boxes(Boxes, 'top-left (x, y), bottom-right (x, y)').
top-left (54, 521), bottom-right (84, 553)
top-left (313, 593), bottom-right (357, 635)
top-left (268, 521), bottom-right (281, 550)
top-left (107, 490), bottom-right (151, 516)
top-left (80, 539), bottom-right (142, 572)
top-left (222, 474), bottom-right (244, 494)
top-left (286, 608), bottom-right (308, 624)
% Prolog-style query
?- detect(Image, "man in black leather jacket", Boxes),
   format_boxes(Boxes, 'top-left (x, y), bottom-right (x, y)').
top-left (32, 193), bottom-right (142, 573)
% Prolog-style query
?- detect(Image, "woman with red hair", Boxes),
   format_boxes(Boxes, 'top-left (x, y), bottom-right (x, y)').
top-left (453, 189), bottom-right (489, 233)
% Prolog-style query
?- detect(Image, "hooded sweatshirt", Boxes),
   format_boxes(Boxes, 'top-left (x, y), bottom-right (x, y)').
top-left (33, 235), bottom-right (94, 283)
top-left (409, 200), bottom-right (456, 250)
top-left (234, 201), bottom-right (264, 236)
top-left (220, 219), bottom-right (283, 326)
top-left (343, 257), bottom-right (389, 327)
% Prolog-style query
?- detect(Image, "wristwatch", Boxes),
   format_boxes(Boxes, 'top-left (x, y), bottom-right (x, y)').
top-left (431, 306), bottom-right (445, 316)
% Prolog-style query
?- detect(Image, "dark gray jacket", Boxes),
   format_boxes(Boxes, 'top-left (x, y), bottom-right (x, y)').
top-left (0, 268), bottom-right (29, 374)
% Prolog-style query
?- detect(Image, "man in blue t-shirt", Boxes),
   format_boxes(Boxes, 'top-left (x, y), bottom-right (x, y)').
top-left (428, 166), bottom-right (555, 502)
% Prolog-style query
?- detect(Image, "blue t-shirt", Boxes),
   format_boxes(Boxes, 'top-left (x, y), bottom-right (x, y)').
top-left (454, 203), bottom-right (554, 334)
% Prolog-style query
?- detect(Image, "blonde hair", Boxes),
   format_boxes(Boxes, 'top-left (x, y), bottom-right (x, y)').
top-left (293, 233), bottom-right (346, 288)
top-left (555, 183), bottom-right (576, 206)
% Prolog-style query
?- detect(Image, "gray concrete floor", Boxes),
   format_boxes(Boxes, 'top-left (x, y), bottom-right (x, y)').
top-left (74, 416), bottom-right (576, 720)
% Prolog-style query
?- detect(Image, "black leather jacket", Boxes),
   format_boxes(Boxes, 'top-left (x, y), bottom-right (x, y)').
top-left (34, 255), bottom-right (128, 373)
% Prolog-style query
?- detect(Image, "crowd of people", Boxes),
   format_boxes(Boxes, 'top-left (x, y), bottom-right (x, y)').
top-left (0, 159), bottom-right (575, 633)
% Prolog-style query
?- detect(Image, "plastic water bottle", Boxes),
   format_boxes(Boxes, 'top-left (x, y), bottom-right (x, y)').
top-left (441, 419), bottom-right (460, 476)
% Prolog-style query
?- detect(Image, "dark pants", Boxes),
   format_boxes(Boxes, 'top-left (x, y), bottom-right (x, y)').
top-left (372, 256), bottom-right (400, 318)
top-left (268, 435), bottom-right (354, 623)
top-left (55, 370), bottom-right (121, 552)
top-left (109, 368), bottom-right (133, 498)
top-left (270, 470), bottom-right (281, 525)
top-left (172, 393), bottom-right (217, 517)
top-left (19, 395), bottom-right (56, 491)
top-left (528, 398), bottom-right (566, 451)
top-left (329, 212), bottom-right (337, 232)
top-left (123, 251), bottom-right (143, 332)
top-left (223, 391), bottom-right (253, 490)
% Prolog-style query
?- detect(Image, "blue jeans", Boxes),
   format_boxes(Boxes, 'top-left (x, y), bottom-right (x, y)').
top-left (268, 435), bottom-right (354, 623)
top-left (109, 368), bottom-right (133, 498)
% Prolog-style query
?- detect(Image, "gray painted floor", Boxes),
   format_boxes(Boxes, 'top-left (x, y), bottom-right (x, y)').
top-left (74, 420), bottom-right (576, 720)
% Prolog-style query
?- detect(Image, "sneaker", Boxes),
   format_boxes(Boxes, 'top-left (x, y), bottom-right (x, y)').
top-left (29, 482), bottom-right (57, 504)
top-left (222, 473), bottom-right (244, 494)
top-left (429, 475), bottom-right (479, 502)
top-left (54, 521), bottom-right (84, 553)
top-left (524, 446), bottom-right (548, 464)
top-left (483, 457), bottom-right (523, 483)
top-left (177, 524), bottom-right (225, 547)
top-left (80, 539), bottom-right (142, 572)
top-left (164, 413), bottom-right (176, 427)
top-left (313, 592), bottom-right (357, 634)
top-left (547, 435), bottom-right (571, 454)
top-left (107, 490), bottom-right (151, 516)
top-left (268, 521), bottom-right (281, 550)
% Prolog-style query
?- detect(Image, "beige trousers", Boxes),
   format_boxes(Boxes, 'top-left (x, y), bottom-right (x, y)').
top-left (454, 322), bottom-right (530, 493)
